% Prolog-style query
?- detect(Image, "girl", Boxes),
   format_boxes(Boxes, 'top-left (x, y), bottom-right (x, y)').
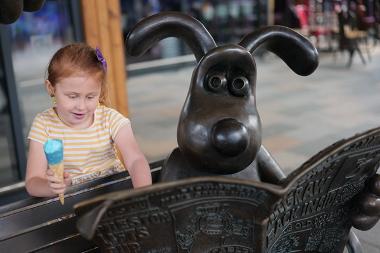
top-left (25, 43), bottom-right (152, 198)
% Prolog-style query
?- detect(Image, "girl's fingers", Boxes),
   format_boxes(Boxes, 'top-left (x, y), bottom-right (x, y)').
top-left (48, 176), bottom-right (66, 193)
top-left (64, 177), bottom-right (72, 186)
top-left (63, 172), bottom-right (72, 186)
top-left (47, 169), bottom-right (71, 193)
top-left (47, 175), bottom-right (63, 184)
top-left (48, 181), bottom-right (65, 190)
top-left (46, 169), bottom-right (54, 177)
top-left (46, 169), bottom-right (61, 182)
top-left (52, 188), bottom-right (65, 195)
top-left (49, 184), bottom-right (66, 194)
top-left (46, 170), bottom-right (63, 182)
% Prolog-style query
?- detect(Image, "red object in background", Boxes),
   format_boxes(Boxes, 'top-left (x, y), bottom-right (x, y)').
top-left (295, 4), bottom-right (309, 29)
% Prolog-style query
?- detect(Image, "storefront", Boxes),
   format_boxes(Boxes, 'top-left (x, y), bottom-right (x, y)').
top-left (121, 0), bottom-right (270, 63)
top-left (0, 0), bottom-right (82, 187)
top-left (0, 0), bottom-right (271, 188)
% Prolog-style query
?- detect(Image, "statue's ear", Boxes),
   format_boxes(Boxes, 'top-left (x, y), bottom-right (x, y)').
top-left (76, 200), bottom-right (113, 240)
top-left (239, 26), bottom-right (318, 76)
top-left (23, 0), bottom-right (45, 12)
top-left (0, 0), bottom-right (23, 24)
top-left (126, 11), bottom-right (216, 62)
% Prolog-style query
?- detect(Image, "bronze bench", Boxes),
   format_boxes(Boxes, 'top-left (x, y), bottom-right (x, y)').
top-left (75, 127), bottom-right (380, 253)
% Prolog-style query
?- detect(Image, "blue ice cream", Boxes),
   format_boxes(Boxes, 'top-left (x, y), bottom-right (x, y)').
top-left (43, 139), bottom-right (63, 165)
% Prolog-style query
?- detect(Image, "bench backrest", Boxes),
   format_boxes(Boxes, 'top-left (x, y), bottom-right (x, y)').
top-left (0, 161), bottom-right (163, 252)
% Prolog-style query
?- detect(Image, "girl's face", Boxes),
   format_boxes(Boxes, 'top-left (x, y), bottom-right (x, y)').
top-left (46, 74), bottom-right (102, 129)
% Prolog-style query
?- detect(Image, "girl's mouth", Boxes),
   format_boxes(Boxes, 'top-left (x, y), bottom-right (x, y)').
top-left (72, 112), bottom-right (85, 119)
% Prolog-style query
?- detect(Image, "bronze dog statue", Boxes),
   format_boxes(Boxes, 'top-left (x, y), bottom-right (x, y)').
top-left (126, 12), bottom-right (379, 231)
top-left (127, 12), bottom-right (318, 184)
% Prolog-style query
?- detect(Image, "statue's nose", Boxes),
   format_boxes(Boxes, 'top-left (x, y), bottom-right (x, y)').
top-left (211, 119), bottom-right (248, 157)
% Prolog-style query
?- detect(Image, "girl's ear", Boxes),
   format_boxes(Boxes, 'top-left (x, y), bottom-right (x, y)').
top-left (45, 80), bottom-right (55, 96)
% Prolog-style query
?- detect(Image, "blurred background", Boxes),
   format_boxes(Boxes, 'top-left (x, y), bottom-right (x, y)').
top-left (0, 1), bottom-right (379, 251)
top-left (0, 0), bottom-right (379, 188)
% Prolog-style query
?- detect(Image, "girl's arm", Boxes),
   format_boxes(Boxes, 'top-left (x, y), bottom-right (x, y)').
top-left (25, 140), bottom-right (70, 197)
top-left (114, 124), bottom-right (152, 188)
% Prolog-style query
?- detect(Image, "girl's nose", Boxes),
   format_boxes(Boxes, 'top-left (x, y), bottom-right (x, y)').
top-left (76, 98), bottom-right (86, 110)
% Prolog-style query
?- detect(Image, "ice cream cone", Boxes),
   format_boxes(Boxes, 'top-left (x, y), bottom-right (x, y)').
top-left (49, 162), bottom-right (65, 204)
top-left (43, 139), bottom-right (65, 205)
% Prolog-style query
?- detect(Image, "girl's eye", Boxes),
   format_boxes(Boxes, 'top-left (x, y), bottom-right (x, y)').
top-left (87, 96), bottom-right (95, 100)
top-left (68, 95), bottom-right (77, 99)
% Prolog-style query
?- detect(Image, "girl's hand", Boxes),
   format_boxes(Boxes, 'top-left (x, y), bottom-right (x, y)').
top-left (46, 169), bottom-right (72, 195)
top-left (63, 171), bottom-right (72, 187)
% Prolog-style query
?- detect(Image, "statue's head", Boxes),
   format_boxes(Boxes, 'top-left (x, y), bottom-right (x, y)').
top-left (126, 12), bottom-right (318, 174)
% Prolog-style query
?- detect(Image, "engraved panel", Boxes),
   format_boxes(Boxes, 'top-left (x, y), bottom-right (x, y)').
top-left (76, 179), bottom-right (276, 253)
top-left (266, 128), bottom-right (380, 253)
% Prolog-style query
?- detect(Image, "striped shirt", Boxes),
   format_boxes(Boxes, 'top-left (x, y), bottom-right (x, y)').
top-left (28, 105), bottom-right (129, 185)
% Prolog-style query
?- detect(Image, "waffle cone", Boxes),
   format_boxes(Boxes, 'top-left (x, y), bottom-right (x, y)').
top-left (49, 162), bottom-right (65, 205)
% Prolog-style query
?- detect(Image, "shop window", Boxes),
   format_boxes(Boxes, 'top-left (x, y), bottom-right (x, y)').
top-left (0, 60), bottom-right (18, 187)
top-left (122, 0), bottom-right (268, 64)
top-left (10, 0), bottom-right (76, 142)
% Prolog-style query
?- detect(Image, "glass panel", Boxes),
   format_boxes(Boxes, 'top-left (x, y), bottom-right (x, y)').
top-left (0, 61), bottom-right (18, 187)
top-left (10, 0), bottom-right (76, 140)
top-left (121, 0), bottom-right (268, 64)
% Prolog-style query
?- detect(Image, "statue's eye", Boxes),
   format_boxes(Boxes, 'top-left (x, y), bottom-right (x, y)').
top-left (229, 76), bottom-right (249, 97)
top-left (206, 74), bottom-right (227, 93)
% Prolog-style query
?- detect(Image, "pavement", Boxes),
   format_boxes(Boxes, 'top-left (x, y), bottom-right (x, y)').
top-left (127, 45), bottom-right (380, 252)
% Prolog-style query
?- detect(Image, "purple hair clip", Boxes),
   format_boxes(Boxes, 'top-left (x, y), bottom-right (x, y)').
top-left (95, 47), bottom-right (107, 71)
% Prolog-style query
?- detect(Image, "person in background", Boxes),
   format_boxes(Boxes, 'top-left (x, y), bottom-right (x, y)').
top-left (25, 43), bottom-right (152, 198)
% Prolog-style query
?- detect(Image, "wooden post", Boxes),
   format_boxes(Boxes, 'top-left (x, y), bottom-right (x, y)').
top-left (268, 0), bottom-right (275, 26)
top-left (81, 0), bottom-right (128, 116)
